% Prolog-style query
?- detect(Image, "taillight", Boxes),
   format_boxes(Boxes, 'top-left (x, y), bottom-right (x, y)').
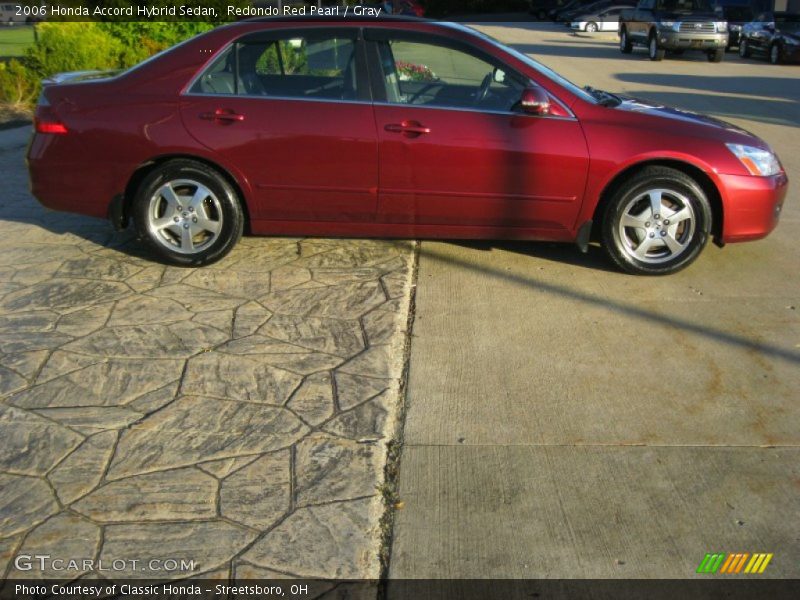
top-left (34, 90), bottom-right (68, 134)
top-left (35, 120), bottom-right (68, 134)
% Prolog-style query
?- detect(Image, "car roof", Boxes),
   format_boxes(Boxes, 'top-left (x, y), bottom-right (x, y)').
top-left (229, 15), bottom-right (478, 37)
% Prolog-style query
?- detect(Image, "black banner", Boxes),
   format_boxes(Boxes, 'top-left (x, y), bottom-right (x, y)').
top-left (2, 579), bottom-right (800, 600)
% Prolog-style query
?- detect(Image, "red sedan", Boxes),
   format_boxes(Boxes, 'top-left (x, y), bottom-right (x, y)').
top-left (27, 17), bottom-right (787, 275)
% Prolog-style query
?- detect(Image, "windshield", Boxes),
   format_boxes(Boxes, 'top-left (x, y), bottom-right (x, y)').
top-left (463, 26), bottom-right (598, 104)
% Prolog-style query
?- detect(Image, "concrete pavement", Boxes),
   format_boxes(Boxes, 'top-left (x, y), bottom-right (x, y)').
top-left (389, 22), bottom-right (800, 580)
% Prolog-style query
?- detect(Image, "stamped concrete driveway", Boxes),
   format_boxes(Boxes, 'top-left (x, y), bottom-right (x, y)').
top-left (0, 126), bottom-right (414, 581)
top-left (389, 22), bottom-right (800, 580)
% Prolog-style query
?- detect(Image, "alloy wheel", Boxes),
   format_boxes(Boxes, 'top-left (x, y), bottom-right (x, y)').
top-left (146, 179), bottom-right (223, 255)
top-left (617, 188), bottom-right (696, 264)
top-left (770, 44), bottom-right (780, 64)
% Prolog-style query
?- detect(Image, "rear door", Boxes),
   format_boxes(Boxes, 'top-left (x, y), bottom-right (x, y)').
top-left (365, 30), bottom-right (589, 233)
top-left (180, 27), bottom-right (378, 224)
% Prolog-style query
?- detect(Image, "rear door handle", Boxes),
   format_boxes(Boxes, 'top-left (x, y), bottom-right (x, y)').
top-left (385, 121), bottom-right (431, 137)
top-left (200, 109), bottom-right (245, 123)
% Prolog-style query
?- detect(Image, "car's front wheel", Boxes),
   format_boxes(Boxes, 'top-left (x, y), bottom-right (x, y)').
top-left (770, 43), bottom-right (781, 64)
top-left (601, 167), bottom-right (712, 275)
top-left (132, 159), bottom-right (244, 266)
top-left (620, 28), bottom-right (633, 53)
top-left (648, 35), bottom-right (665, 61)
top-left (586, 22), bottom-right (598, 33)
top-left (739, 38), bottom-right (750, 57)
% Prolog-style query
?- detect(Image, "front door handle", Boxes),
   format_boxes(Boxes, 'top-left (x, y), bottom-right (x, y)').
top-left (200, 109), bottom-right (245, 123)
top-left (385, 121), bottom-right (431, 137)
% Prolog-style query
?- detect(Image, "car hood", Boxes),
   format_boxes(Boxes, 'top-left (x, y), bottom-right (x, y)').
top-left (612, 94), bottom-right (763, 144)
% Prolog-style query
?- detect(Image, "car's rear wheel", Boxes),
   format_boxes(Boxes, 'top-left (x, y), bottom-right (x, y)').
top-left (648, 35), bottom-right (665, 61)
top-left (770, 43), bottom-right (781, 64)
top-left (586, 22), bottom-right (598, 33)
top-left (601, 167), bottom-right (712, 275)
top-left (739, 38), bottom-right (750, 57)
top-left (132, 159), bottom-right (244, 266)
top-left (620, 28), bottom-right (633, 53)
top-left (708, 48), bottom-right (725, 62)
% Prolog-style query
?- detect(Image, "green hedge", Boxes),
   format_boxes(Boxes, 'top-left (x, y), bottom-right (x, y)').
top-left (0, 20), bottom-right (218, 107)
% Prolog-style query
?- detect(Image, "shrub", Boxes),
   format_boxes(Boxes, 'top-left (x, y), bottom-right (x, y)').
top-left (0, 59), bottom-right (38, 106)
top-left (24, 22), bottom-right (129, 78)
top-left (0, 20), bottom-right (218, 107)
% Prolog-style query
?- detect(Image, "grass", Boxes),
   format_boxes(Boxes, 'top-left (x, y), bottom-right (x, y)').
top-left (0, 25), bottom-right (35, 59)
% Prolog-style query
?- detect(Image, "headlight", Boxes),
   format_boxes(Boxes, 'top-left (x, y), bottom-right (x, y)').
top-left (660, 20), bottom-right (676, 29)
top-left (726, 144), bottom-right (782, 177)
top-left (715, 21), bottom-right (728, 32)
top-left (729, 24), bottom-right (741, 31)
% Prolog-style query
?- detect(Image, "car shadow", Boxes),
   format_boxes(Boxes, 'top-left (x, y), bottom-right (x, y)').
top-left (420, 242), bottom-right (800, 366)
top-left (509, 41), bottom-right (638, 61)
top-left (446, 240), bottom-right (619, 273)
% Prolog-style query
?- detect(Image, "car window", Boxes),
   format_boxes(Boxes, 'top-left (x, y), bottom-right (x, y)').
top-left (191, 33), bottom-right (359, 101)
top-left (375, 38), bottom-right (525, 112)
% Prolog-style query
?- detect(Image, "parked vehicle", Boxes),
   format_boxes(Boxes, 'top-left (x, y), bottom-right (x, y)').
top-left (739, 11), bottom-right (800, 64)
top-left (715, 1), bottom-right (755, 48)
top-left (571, 3), bottom-right (636, 31)
top-left (382, 0), bottom-right (424, 16)
top-left (530, 0), bottom-right (568, 20)
top-left (1, 3), bottom-right (25, 24)
top-left (558, 0), bottom-right (613, 26)
top-left (619, 0), bottom-right (729, 62)
top-left (551, 0), bottom-right (595, 21)
top-left (27, 17), bottom-right (787, 274)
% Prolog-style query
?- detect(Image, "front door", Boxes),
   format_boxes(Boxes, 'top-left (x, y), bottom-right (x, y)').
top-left (366, 32), bottom-right (589, 233)
top-left (180, 28), bottom-right (378, 223)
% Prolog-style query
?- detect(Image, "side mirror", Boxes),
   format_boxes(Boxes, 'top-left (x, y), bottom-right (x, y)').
top-left (493, 68), bottom-right (506, 84)
top-left (517, 86), bottom-right (551, 116)
top-left (765, 22), bottom-right (775, 31)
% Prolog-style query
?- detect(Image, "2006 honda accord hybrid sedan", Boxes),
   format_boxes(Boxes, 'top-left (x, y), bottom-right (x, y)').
top-left (27, 17), bottom-right (788, 275)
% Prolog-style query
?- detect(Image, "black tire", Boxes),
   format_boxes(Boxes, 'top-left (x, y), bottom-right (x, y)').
top-left (601, 166), bottom-right (712, 275)
top-left (648, 34), bottom-right (665, 61)
top-left (708, 48), bottom-right (725, 62)
top-left (538, 10), bottom-right (547, 20)
top-left (739, 38), bottom-right (750, 58)
top-left (769, 43), bottom-right (781, 65)
top-left (620, 27), bottom-right (633, 53)
top-left (132, 159), bottom-right (244, 267)
top-left (586, 22), bottom-right (598, 33)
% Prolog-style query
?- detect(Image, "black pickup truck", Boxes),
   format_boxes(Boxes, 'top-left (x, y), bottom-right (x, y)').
top-left (619, 0), bottom-right (729, 62)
